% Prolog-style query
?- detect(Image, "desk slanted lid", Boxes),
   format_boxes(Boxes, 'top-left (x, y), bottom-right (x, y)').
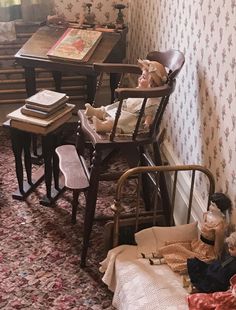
top-left (47, 28), bottom-right (103, 63)
top-left (16, 26), bottom-right (121, 65)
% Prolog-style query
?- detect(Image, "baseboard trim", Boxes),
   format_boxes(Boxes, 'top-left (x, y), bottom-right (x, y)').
top-left (162, 140), bottom-right (207, 225)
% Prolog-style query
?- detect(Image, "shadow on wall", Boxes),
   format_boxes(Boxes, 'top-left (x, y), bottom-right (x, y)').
top-left (197, 66), bottom-right (236, 226)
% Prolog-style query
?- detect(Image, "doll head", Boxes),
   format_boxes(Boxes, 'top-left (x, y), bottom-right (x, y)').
top-left (210, 192), bottom-right (232, 215)
top-left (137, 68), bottom-right (151, 88)
top-left (226, 231), bottom-right (236, 257)
top-left (138, 59), bottom-right (168, 87)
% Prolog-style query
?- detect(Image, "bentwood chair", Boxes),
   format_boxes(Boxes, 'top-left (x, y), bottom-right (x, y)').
top-left (76, 49), bottom-right (185, 267)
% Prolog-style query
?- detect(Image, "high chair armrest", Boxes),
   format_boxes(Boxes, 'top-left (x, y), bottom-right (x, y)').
top-left (115, 83), bottom-right (175, 100)
top-left (93, 63), bottom-right (142, 74)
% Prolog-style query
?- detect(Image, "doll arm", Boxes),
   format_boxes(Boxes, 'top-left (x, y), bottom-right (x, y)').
top-left (144, 115), bottom-right (153, 128)
top-left (214, 221), bottom-right (226, 258)
top-left (143, 101), bottom-right (158, 128)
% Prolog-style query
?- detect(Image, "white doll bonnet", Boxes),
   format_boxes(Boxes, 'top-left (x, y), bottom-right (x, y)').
top-left (138, 59), bottom-right (168, 86)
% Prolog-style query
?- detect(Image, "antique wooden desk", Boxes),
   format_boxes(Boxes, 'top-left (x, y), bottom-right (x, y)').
top-left (15, 26), bottom-right (127, 102)
top-left (9, 26), bottom-right (127, 205)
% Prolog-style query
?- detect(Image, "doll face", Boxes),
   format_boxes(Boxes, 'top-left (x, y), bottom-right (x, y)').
top-left (228, 244), bottom-right (236, 257)
top-left (138, 69), bottom-right (151, 88)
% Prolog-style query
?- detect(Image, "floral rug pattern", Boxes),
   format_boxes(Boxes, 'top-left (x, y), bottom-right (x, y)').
top-left (0, 128), bottom-right (135, 310)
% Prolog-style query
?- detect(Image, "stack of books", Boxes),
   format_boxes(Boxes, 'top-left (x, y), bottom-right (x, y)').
top-left (21, 89), bottom-right (69, 119)
top-left (7, 89), bottom-right (75, 135)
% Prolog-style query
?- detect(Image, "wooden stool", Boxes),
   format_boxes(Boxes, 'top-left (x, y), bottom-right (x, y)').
top-left (56, 145), bottom-right (90, 224)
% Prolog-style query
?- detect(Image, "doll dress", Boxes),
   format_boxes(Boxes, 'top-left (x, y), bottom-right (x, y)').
top-left (104, 97), bottom-right (159, 134)
top-left (187, 255), bottom-right (236, 293)
top-left (158, 221), bottom-right (221, 274)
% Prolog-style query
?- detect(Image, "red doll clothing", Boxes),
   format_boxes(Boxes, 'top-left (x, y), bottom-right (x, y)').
top-left (187, 274), bottom-right (236, 310)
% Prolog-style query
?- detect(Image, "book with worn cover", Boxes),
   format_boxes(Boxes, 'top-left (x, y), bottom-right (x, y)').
top-left (21, 103), bottom-right (67, 119)
top-left (25, 89), bottom-right (67, 109)
top-left (25, 97), bottom-right (68, 113)
top-left (47, 28), bottom-right (102, 62)
top-left (7, 103), bottom-right (75, 135)
top-left (10, 112), bottom-right (73, 135)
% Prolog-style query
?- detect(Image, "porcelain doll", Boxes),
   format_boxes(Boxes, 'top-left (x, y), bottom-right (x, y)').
top-left (84, 59), bottom-right (168, 134)
top-left (187, 231), bottom-right (236, 294)
top-left (158, 193), bottom-right (232, 274)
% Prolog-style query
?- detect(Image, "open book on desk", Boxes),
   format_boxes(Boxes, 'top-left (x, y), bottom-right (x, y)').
top-left (47, 28), bottom-right (103, 63)
top-left (7, 104), bottom-right (75, 135)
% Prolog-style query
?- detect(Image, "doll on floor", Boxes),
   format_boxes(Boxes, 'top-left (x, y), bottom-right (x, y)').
top-left (187, 231), bottom-right (236, 296)
top-left (84, 59), bottom-right (168, 134)
top-left (158, 192), bottom-right (232, 274)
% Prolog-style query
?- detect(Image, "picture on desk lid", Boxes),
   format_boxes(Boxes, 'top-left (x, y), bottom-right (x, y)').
top-left (47, 28), bottom-right (102, 63)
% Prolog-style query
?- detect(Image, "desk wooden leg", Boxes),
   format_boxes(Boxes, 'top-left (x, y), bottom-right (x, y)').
top-left (40, 134), bottom-right (62, 206)
top-left (24, 66), bottom-right (36, 97)
top-left (86, 75), bottom-right (97, 103)
top-left (24, 66), bottom-right (43, 161)
top-left (110, 73), bottom-right (120, 103)
top-left (81, 149), bottom-right (101, 267)
top-left (52, 71), bottom-right (62, 92)
top-left (53, 150), bottom-right (60, 191)
top-left (10, 128), bottom-right (44, 200)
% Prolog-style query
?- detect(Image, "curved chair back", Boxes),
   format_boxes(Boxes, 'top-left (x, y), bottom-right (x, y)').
top-left (147, 49), bottom-right (185, 80)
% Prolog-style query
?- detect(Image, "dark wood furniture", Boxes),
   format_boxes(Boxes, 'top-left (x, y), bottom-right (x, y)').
top-left (56, 145), bottom-right (90, 224)
top-left (4, 119), bottom-right (70, 205)
top-left (7, 26), bottom-right (127, 203)
top-left (14, 25), bottom-right (127, 159)
top-left (15, 26), bottom-right (127, 102)
top-left (75, 49), bottom-right (185, 266)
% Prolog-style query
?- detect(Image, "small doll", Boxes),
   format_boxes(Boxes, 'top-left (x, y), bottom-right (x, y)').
top-left (84, 59), bottom-right (168, 134)
top-left (187, 230), bottom-right (236, 294)
top-left (158, 192), bottom-right (232, 274)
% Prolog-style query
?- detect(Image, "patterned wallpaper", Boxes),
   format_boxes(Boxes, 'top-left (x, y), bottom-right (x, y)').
top-left (128, 0), bottom-right (236, 215)
top-left (53, 0), bottom-right (128, 25)
top-left (53, 0), bottom-right (236, 218)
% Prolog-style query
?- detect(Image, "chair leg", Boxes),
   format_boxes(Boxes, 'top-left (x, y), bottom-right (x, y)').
top-left (80, 149), bottom-right (101, 267)
top-left (72, 189), bottom-right (79, 224)
top-left (139, 145), bottom-right (153, 211)
top-left (153, 141), bottom-right (171, 225)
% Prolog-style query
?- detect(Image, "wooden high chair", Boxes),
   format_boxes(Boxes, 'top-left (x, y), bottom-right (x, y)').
top-left (58, 49), bottom-right (185, 267)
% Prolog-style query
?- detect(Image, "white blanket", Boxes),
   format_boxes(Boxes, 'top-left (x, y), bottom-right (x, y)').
top-left (100, 245), bottom-right (189, 310)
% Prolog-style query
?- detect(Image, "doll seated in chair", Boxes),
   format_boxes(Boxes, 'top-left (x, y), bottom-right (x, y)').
top-left (85, 59), bottom-right (168, 134)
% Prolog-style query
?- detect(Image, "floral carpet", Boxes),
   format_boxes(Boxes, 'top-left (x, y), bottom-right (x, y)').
top-left (0, 128), bottom-right (136, 310)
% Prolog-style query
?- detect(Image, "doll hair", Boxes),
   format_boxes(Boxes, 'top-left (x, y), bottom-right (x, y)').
top-left (137, 59), bottom-right (168, 86)
top-left (225, 231), bottom-right (236, 248)
top-left (210, 192), bottom-right (232, 214)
